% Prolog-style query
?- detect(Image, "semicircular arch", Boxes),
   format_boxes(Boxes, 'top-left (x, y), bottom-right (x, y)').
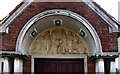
top-left (16, 9), bottom-right (102, 55)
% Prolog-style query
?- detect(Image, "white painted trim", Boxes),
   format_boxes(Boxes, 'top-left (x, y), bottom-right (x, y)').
top-left (31, 56), bottom-right (34, 72)
top-left (0, 0), bottom-right (33, 32)
top-left (110, 61), bottom-right (116, 73)
top-left (95, 59), bottom-right (105, 72)
top-left (0, 0), bottom-right (118, 33)
top-left (26, 0), bottom-right (82, 2)
top-left (14, 58), bottom-right (23, 72)
top-left (0, 58), bottom-right (2, 73)
top-left (96, 52), bottom-right (118, 56)
top-left (0, 51), bottom-right (22, 55)
top-left (16, 9), bottom-right (102, 55)
top-left (82, 0), bottom-right (118, 32)
top-left (31, 54), bottom-right (88, 72)
top-left (3, 57), bottom-right (10, 73)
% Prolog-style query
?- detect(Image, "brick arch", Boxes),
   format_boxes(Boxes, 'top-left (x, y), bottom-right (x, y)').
top-left (16, 9), bottom-right (102, 55)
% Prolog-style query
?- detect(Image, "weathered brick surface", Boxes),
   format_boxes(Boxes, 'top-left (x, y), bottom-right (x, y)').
top-left (1, 2), bottom-right (117, 52)
top-left (1, 2), bottom-right (118, 72)
top-left (87, 56), bottom-right (95, 73)
top-left (23, 55), bottom-right (31, 73)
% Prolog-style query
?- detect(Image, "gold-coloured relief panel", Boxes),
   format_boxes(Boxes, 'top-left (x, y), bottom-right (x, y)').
top-left (30, 27), bottom-right (89, 55)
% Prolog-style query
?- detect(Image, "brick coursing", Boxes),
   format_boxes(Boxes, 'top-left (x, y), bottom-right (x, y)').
top-left (87, 56), bottom-right (95, 73)
top-left (1, 2), bottom-right (117, 52)
top-left (1, 2), bottom-right (118, 72)
top-left (23, 55), bottom-right (31, 73)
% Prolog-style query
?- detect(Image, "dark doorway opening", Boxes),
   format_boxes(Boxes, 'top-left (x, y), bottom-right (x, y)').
top-left (34, 58), bottom-right (84, 74)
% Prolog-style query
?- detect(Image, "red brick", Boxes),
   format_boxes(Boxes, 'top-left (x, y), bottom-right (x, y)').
top-left (1, 2), bottom-right (118, 72)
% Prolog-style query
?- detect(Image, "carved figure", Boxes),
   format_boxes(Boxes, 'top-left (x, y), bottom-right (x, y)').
top-left (49, 30), bottom-right (58, 54)
top-left (60, 29), bottom-right (68, 54)
top-left (30, 28), bottom-right (89, 55)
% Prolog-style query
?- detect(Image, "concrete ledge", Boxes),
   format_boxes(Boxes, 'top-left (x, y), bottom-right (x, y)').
top-left (89, 52), bottom-right (119, 62)
top-left (0, 51), bottom-right (29, 61)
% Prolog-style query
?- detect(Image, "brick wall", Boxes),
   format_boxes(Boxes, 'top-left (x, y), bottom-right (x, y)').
top-left (1, 2), bottom-right (118, 52)
top-left (1, 2), bottom-right (118, 73)
top-left (23, 55), bottom-right (31, 73)
top-left (87, 56), bottom-right (95, 73)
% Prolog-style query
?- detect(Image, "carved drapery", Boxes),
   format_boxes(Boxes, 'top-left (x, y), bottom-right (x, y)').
top-left (30, 27), bottom-right (88, 55)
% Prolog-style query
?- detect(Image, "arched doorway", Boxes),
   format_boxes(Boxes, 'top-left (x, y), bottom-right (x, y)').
top-left (30, 27), bottom-right (88, 73)
top-left (16, 9), bottom-right (102, 72)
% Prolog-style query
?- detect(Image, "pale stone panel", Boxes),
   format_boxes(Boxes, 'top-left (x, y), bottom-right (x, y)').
top-left (96, 59), bottom-right (104, 73)
top-left (3, 57), bottom-right (10, 73)
top-left (110, 61), bottom-right (116, 73)
top-left (14, 58), bottom-right (23, 72)
top-left (29, 27), bottom-right (88, 55)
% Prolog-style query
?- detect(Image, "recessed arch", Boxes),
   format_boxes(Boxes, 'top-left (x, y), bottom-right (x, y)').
top-left (16, 9), bottom-right (102, 55)
top-left (29, 27), bottom-right (89, 55)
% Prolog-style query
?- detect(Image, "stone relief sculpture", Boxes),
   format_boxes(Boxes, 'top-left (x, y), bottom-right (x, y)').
top-left (49, 30), bottom-right (58, 54)
top-left (30, 27), bottom-right (89, 55)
